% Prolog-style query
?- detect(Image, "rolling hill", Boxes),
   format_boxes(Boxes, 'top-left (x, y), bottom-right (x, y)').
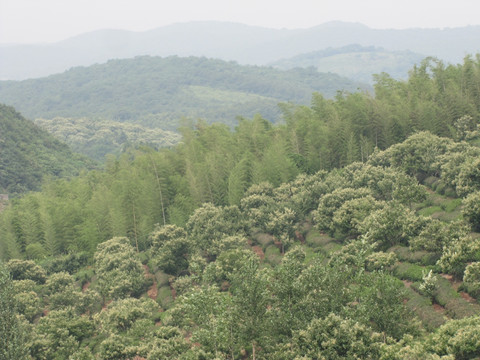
top-left (0, 55), bottom-right (368, 129)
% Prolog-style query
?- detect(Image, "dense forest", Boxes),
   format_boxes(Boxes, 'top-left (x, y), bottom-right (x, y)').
top-left (1, 55), bottom-right (480, 359)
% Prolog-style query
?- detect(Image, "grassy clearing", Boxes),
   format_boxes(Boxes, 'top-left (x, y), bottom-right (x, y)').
top-left (415, 191), bottom-right (463, 221)
top-left (433, 277), bottom-right (480, 319)
top-left (418, 206), bottom-right (444, 217)
top-left (390, 246), bottom-right (439, 265)
top-left (392, 262), bottom-right (434, 282)
top-left (321, 242), bottom-right (343, 255)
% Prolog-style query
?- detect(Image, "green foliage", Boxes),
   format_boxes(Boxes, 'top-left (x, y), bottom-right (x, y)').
top-left (403, 287), bottom-right (446, 331)
top-left (431, 277), bottom-right (480, 319)
top-left (455, 158), bottom-right (480, 197)
top-left (44, 271), bottom-right (79, 309)
top-left (185, 203), bottom-right (245, 258)
top-left (353, 273), bottom-right (416, 339)
top-left (149, 224), bottom-right (191, 275)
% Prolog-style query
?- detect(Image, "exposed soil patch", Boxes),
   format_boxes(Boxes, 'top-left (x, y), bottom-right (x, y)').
top-left (82, 281), bottom-right (90, 292)
top-left (402, 280), bottom-right (413, 288)
top-left (148, 282), bottom-right (158, 300)
top-left (460, 291), bottom-right (478, 304)
top-left (433, 303), bottom-right (446, 314)
top-left (252, 245), bottom-right (265, 260)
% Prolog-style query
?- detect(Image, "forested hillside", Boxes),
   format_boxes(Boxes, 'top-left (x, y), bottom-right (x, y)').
top-left (0, 105), bottom-right (96, 195)
top-left (1, 54), bottom-right (480, 359)
top-left (0, 56), bottom-right (367, 129)
top-left (2, 129), bottom-right (480, 358)
top-left (1, 55), bottom-right (479, 256)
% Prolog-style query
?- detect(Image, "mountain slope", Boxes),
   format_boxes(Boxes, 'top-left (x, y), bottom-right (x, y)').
top-left (1, 21), bottom-right (479, 80)
top-left (0, 104), bottom-right (96, 194)
top-left (0, 56), bottom-right (368, 128)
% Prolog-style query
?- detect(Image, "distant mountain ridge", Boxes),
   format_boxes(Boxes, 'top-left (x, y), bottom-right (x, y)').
top-left (1, 21), bottom-right (479, 80)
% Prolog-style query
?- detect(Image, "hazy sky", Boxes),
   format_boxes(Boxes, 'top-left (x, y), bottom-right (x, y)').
top-left (1, 0), bottom-right (480, 44)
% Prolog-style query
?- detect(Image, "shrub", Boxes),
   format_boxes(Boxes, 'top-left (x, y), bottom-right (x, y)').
top-left (94, 237), bottom-right (147, 299)
top-left (462, 191), bottom-right (480, 231)
top-left (427, 316), bottom-right (480, 358)
top-left (365, 251), bottom-right (397, 271)
top-left (437, 236), bottom-right (480, 278)
top-left (41, 252), bottom-right (89, 274)
top-left (462, 262), bottom-right (480, 298)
